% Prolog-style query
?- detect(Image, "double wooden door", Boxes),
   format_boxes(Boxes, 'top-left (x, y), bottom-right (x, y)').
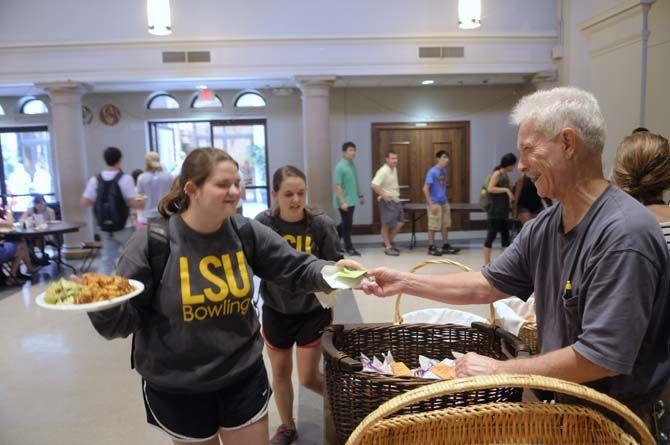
top-left (371, 122), bottom-right (470, 231)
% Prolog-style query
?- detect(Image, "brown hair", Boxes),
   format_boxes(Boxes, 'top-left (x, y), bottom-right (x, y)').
top-left (270, 165), bottom-right (319, 221)
top-left (158, 147), bottom-right (239, 217)
top-left (612, 132), bottom-right (670, 205)
top-left (386, 149), bottom-right (397, 158)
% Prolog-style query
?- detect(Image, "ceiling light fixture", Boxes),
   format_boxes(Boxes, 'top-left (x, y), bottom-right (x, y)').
top-left (148, 0), bottom-right (172, 36)
top-left (196, 85), bottom-right (208, 90)
top-left (458, 0), bottom-right (481, 30)
top-left (421, 80), bottom-right (435, 85)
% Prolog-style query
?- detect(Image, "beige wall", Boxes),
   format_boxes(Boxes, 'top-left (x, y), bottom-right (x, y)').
top-left (557, 0), bottom-right (670, 175)
top-left (330, 85), bottom-right (529, 224)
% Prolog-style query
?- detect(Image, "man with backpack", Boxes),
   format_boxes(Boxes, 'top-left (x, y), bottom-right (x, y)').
top-left (81, 146), bottom-right (143, 274)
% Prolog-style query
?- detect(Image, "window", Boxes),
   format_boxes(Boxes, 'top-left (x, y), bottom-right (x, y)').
top-left (234, 92), bottom-right (266, 108)
top-left (147, 93), bottom-right (180, 110)
top-left (0, 126), bottom-right (56, 211)
top-left (20, 98), bottom-right (49, 115)
top-left (191, 94), bottom-right (223, 109)
top-left (148, 119), bottom-right (269, 217)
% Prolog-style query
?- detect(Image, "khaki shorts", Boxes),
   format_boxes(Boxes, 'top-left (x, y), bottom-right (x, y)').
top-left (427, 203), bottom-right (452, 231)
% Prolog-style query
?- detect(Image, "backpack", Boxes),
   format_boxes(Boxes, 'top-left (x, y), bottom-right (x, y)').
top-left (478, 175), bottom-right (492, 211)
top-left (130, 214), bottom-right (251, 369)
top-left (94, 172), bottom-right (130, 232)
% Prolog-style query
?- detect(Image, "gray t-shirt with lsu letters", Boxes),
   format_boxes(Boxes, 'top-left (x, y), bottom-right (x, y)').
top-left (88, 214), bottom-right (333, 393)
top-left (256, 210), bottom-right (343, 314)
top-left (482, 185), bottom-right (670, 402)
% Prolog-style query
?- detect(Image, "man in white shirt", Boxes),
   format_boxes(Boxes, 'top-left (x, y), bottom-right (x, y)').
top-left (371, 150), bottom-right (404, 256)
top-left (81, 146), bottom-right (143, 274)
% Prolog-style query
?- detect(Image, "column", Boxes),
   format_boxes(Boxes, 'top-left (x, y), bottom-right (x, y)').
top-left (36, 81), bottom-right (92, 249)
top-left (295, 76), bottom-right (336, 217)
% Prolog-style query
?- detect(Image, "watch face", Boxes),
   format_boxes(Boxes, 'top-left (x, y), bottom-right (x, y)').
top-left (82, 105), bottom-right (93, 125)
top-left (99, 104), bottom-right (121, 126)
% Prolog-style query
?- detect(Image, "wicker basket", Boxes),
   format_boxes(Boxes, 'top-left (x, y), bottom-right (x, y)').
top-left (488, 301), bottom-right (539, 355)
top-left (322, 259), bottom-right (531, 445)
top-left (346, 374), bottom-right (655, 445)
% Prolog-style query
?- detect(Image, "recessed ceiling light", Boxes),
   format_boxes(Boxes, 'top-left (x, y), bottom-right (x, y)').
top-left (196, 85), bottom-right (208, 90)
top-left (421, 80), bottom-right (435, 85)
top-left (415, 122), bottom-right (428, 127)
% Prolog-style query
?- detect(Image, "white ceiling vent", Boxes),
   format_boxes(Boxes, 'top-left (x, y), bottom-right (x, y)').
top-left (418, 47), bottom-right (465, 59)
top-left (162, 51), bottom-right (211, 63)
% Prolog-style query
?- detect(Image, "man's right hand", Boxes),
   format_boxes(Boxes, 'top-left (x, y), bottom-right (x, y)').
top-left (361, 267), bottom-right (406, 297)
top-left (340, 203), bottom-right (348, 211)
top-left (382, 195), bottom-right (393, 202)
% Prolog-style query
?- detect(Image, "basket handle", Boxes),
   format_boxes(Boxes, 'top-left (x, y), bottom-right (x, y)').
top-left (394, 259), bottom-right (474, 325)
top-left (471, 321), bottom-right (530, 358)
top-left (345, 374), bottom-right (655, 445)
top-left (321, 326), bottom-right (363, 372)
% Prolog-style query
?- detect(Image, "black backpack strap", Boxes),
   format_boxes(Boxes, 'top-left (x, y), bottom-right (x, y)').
top-left (130, 217), bottom-right (170, 369)
top-left (111, 170), bottom-right (124, 184)
top-left (229, 214), bottom-right (253, 262)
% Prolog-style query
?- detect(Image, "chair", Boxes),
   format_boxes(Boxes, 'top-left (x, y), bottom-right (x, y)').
top-left (346, 374), bottom-right (654, 445)
top-left (80, 234), bottom-right (101, 273)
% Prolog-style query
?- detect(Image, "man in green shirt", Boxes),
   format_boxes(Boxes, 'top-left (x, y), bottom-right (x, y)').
top-left (333, 141), bottom-right (364, 256)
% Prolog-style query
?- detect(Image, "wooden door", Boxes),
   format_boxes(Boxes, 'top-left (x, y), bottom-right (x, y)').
top-left (371, 122), bottom-right (470, 232)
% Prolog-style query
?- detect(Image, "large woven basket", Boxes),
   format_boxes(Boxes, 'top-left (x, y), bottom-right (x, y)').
top-left (346, 374), bottom-right (655, 445)
top-left (323, 259), bottom-right (530, 445)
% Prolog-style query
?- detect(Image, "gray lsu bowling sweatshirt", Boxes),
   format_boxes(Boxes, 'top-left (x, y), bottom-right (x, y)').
top-left (88, 214), bottom-right (334, 393)
top-left (255, 209), bottom-right (343, 314)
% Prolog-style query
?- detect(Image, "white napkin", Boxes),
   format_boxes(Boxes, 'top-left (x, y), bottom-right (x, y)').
top-left (491, 296), bottom-right (536, 336)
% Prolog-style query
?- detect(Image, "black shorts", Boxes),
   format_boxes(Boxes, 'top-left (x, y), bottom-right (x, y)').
top-left (262, 305), bottom-right (332, 350)
top-left (142, 361), bottom-right (271, 441)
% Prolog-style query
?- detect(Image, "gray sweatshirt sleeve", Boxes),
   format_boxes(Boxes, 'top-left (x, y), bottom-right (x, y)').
top-left (242, 218), bottom-right (334, 292)
top-left (87, 229), bottom-right (154, 340)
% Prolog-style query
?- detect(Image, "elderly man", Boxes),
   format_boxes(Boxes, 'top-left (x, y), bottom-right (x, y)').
top-left (362, 87), bottom-right (670, 437)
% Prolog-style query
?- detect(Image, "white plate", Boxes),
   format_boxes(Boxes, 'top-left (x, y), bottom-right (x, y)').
top-left (35, 279), bottom-right (145, 313)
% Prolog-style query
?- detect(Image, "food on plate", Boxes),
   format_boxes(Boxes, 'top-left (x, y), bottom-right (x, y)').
top-left (43, 273), bottom-right (134, 305)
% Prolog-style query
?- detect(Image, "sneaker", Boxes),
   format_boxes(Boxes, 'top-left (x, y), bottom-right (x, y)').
top-left (442, 243), bottom-right (461, 254)
top-left (384, 247), bottom-right (400, 256)
top-left (428, 245), bottom-right (443, 256)
top-left (271, 425), bottom-right (298, 445)
top-left (346, 248), bottom-right (361, 256)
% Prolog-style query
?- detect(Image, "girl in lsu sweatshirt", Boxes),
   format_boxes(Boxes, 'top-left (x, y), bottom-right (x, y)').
top-left (88, 148), bottom-right (361, 445)
top-left (256, 166), bottom-right (343, 445)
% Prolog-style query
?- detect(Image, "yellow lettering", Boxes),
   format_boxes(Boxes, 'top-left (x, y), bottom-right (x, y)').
top-left (284, 234), bottom-right (296, 248)
top-left (222, 251), bottom-right (251, 298)
top-left (304, 235), bottom-right (312, 254)
top-left (207, 304), bottom-right (225, 318)
top-left (240, 299), bottom-right (251, 315)
top-left (194, 306), bottom-right (208, 320)
top-left (182, 305), bottom-right (194, 322)
top-left (199, 255), bottom-right (230, 302)
top-left (180, 257), bottom-right (204, 305)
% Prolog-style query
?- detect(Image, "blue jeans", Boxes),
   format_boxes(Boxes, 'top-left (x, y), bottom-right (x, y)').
top-left (99, 227), bottom-right (133, 275)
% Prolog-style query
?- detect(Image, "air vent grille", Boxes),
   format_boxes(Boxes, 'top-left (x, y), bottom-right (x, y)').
top-left (418, 46), bottom-right (465, 58)
top-left (162, 51), bottom-right (211, 63)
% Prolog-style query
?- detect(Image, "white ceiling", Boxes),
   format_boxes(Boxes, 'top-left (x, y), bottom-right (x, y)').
top-left (0, 73), bottom-right (531, 97)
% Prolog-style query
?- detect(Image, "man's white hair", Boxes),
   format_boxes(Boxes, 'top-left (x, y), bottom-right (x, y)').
top-left (510, 87), bottom-right (605, 153)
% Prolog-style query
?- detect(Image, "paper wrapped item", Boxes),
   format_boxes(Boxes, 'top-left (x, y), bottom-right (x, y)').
top-left (491, 296), bottom-right (536, 336)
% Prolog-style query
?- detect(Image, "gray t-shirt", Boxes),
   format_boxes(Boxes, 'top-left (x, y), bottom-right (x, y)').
top-left (136, 171), bottom-right (174, 223)
top-left (255, 210), bottom-right (343, 314)
top-left (88, 214), bottom-right (333, 393)
top-left (482, 185), bottom-right (670, 401)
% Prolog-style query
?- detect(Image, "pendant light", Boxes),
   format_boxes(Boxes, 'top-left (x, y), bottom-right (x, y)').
top-left (458, 0), bottom-right (481, 29)
top-left (148, 0), bottom-right (172, 36)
